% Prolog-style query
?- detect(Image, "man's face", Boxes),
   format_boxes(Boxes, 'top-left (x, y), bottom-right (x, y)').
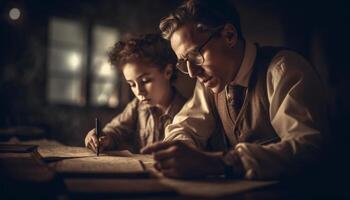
top-left (170, 23), bottom-right (234, 94)
top-left (122, 61), bottom-right (172, 107)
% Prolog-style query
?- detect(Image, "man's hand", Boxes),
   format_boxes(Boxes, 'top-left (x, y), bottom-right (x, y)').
top-left (84, 129), bottom-right (113, 153)
top-left (141, 140), bottom-right (225, 178)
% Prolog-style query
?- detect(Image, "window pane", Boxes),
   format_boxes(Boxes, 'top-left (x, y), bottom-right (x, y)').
top-left (48, 77), bottom-right (84, 105)
top-left (91, 82), bottom-right (119, 107)
top-left (48, 47), bottom-right (84, 76)
top-left (92, 25), bottom-right (119, 53)
top-left (49, 17), bottom-right (85, 46)
top-left (47, 17), bottom-right (86, 106)
top-left (92, 54), bottom-right (117, 80)
top-left (91, 25), bottom-right (120, 107)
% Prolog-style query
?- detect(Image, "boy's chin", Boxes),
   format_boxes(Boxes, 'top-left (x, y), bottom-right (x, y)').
top-left (140, 99), bottom-right (152, 104)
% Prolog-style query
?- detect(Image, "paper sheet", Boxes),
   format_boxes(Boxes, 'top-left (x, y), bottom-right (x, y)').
top-left (64, 178), bottom-right (175, 195)
top-left (55, 156), bottom-right (144, 174)
top-left (0, 143), bottom-right (37, 153)
top-left (160, 178), bottom-right (278, 197)
top-left (38, 146), bottom-right (132, 160)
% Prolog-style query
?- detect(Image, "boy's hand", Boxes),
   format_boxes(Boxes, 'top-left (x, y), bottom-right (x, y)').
top-left (84, 129), bottom-right (113, 153)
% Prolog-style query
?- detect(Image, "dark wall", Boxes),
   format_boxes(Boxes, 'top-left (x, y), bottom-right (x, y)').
top-left (0, 0), bottom-right (348, 150)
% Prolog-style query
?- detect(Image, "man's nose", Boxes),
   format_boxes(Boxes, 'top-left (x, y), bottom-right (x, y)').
top-left (187, 61), bottom-right (202, 78)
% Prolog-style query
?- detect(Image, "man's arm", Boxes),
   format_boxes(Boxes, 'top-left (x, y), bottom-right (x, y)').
top-left (163, 81), bottom-right (218, 149)
top-left (227, 51), bottom-right (329, 179)
top-left (140, 82), bottom-right (224, 178)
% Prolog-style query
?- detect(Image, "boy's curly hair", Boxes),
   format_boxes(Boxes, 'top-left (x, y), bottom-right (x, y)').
top-left (108, 33), bottom-right (178, 81)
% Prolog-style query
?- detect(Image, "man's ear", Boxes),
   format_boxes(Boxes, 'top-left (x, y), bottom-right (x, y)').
top-left (164, 64), bottom-right (173, 80)
top-left (222, 24), bottom-right (238, 48)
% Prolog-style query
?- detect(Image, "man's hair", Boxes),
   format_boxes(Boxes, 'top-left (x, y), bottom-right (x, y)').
top-left (108, 33), bottom-right (177, 81)
top-left (159, 0), bottom-right (243, 40)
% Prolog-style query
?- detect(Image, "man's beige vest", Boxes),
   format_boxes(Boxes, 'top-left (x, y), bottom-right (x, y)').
top-left (212, 46), bottom-right (284, 149)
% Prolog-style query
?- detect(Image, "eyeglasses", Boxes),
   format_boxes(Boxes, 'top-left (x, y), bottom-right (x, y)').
top-left (176, 26), bottom-right (223, 74)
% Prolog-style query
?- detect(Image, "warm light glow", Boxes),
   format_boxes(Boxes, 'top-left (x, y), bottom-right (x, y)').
top-left (108, 94), bottom-right (119, 107)
top-left (97, 94), bottom-right (108, 104)
top-left (9, 8), bottom-right (21, 20)
top-left (99, 62), bottom-right (114, 77)
top-left (68, 52), bottom-right (81, 71)
top-left (97, 84), bottom-right (113, 104)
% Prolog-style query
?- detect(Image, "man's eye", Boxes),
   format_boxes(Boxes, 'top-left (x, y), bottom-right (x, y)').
top-left (141, 78), bottom-right (150, 83)
top-left (128, 83), bottom-right (135, 88)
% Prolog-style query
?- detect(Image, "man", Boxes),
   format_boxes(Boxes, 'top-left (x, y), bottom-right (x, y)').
top-left (142, 0), bottom-right (329, 180)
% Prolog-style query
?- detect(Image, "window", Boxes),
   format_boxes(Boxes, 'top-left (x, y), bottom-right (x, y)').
top-left (47, 17), bottom-right (120, 108)
top-left (91, 25), bottom-right (120, 107)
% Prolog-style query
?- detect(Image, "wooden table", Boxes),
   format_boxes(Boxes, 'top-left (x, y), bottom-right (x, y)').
top-left (0, 142), bottom-right (346, 199)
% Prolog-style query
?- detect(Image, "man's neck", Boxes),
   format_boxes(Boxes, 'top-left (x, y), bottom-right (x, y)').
top-left (227, 39), bottom-right (245, 84)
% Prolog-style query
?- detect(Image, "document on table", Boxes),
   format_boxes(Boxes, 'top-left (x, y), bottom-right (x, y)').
top-left (38, 146), bottom-right (132, 160)
top-left (55, 156), bottom-right (145, 175)
top-left (160, 178), bottom-right (279, 198)
top-left (38, 145), bottom-right (151, 177)
top-left (64, 178), bottom-right (176, 195)
top-left (0, 143), bottom-right (37, 153)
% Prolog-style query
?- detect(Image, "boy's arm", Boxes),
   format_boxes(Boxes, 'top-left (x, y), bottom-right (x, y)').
top-left (102, 98), bottom-right (139, 149)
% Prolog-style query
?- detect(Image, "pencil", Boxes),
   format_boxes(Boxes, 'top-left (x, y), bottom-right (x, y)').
top-left (95, 117), bottom-right (100, 156)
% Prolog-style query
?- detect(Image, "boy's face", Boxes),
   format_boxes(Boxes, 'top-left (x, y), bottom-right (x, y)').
top-left (122, 61), bottom-right (172, 107)
top-left (170, 23), bottom-right (235, 94)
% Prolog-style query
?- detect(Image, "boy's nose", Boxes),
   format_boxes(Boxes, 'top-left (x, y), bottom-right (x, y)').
top-left (136, 84), bottom-right (146, 96)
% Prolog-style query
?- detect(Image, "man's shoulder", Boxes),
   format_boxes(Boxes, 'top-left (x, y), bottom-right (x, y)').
top-left (259, 46), bottom-right (306, 61)
top-left (260, 47), bottom-right (312, 75)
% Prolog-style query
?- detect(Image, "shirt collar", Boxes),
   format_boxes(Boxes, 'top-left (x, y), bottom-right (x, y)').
top-left (230, 41), bottom-right (257, 87)
top-left (140, 87), bottom-right (186, 118)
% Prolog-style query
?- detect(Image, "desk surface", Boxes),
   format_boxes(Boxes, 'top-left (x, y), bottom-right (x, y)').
top-left (0, 141), bottom-right (347, 199)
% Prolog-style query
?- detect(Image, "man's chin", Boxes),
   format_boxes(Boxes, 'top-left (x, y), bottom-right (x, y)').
top-left (209, 85), bottom-right (224, 94)
top-left (203, 78), bottom-right (222, 93)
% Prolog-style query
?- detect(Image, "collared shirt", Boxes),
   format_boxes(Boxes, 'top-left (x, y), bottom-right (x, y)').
top-left (164, 41), bottom-right (329, 179)
top-left (231, 42), bottom-right (256, 87)
top-left (103, 88), bottom-right (187, 153)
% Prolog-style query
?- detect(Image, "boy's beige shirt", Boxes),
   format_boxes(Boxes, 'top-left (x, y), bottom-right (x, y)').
top-left (103, 89), bottom-right (186, 153)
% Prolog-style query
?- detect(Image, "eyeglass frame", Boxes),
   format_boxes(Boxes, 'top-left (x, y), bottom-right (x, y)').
top-left (175, 26), bottom-right (224, 74)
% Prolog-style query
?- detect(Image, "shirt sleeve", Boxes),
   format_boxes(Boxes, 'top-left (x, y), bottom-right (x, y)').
top-left (103, 98), bottom-right (139, 148)
top-left (231, 50), bottom-right (329, 179)
top-left (164, 81), bottom-right (217, 149)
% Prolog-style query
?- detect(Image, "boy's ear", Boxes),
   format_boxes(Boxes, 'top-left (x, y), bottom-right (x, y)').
top-left (164, 64), bottom-right (173, 80)
top-left (222, 24), bottom-right (238, 48)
